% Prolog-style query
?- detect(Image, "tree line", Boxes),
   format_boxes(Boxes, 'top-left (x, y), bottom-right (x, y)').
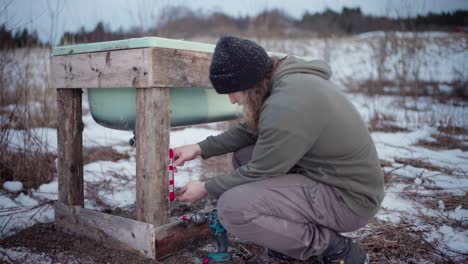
top-left (1, 7), bottom-right (466, 48)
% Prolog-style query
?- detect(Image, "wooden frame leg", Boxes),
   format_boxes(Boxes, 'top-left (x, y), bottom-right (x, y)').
top-left (57, 88), bottom-right (84, 207)
top-left (136, 87), bottom-right (170, 226)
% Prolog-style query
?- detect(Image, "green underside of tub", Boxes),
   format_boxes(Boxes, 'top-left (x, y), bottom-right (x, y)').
top-left (88, 88), bottom-right (242, 130)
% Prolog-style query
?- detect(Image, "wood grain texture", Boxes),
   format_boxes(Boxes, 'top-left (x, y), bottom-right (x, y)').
top-left (152, 48), bottom-right (212, 88)
top-left (54, 203), bottom-right (156, 259)
top-left (154, 221), bottom-right (211, 259)
top-left (136, 87), bottom-right (170, 226)
top-left (51, 48), bottom-right (152, 88)
top-left (57, 89), bottom-right (84, 206)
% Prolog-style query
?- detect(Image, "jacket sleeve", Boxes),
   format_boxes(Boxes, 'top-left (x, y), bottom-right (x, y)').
top-left (204, 103), bottom-right (328, 198)
top-left (198, 123), bottom-right (258, 159)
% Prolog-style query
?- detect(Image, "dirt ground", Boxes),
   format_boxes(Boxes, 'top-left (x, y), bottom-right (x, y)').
top-left (0, 199), bottom-right (305, 264)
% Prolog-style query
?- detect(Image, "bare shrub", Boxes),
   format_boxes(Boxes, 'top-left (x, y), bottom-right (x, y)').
top-left (367, 32), bottom-right (393, 84)
top-left (0, 48), bottom-right (56, 129)
top-left (451, 63), bottom-right (468, 101)
top-left (0, 46), bottom-right (57, 192)
top-left (0, 143), bottom-right (56, 191)
top-left (368, 110), bottom-right (409, 133)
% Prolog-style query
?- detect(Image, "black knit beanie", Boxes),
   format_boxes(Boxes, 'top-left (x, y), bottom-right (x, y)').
top-left (209, 36), bottom-right (273, 94)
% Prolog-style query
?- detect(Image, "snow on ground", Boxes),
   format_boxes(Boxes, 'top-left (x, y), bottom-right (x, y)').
top-left (2, 182), bottom-right (23, 193)
top-left (1, 33), bottom-right (467, 262)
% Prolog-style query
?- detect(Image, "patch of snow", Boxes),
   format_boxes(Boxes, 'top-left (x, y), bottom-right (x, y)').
top-left (171, 127), bottom-right (223, 147)
top-left (99, 188), bottom-right (135, 208)
top-left (174, 159), bottom-right (204, 188)
top-left (3, 181), bottom-right (23, 193)
top-left (438, 84), bottom-right (453, 94)
top-left (32, 181), bottom-right (58, 201)
top-left (0, 247), bottom-right (78, 264)
top-left (445, 206), bottom-right (468, 221)
top-left (0, 195), bottom-right (17, 209)
top-left (8, 128), bottom-right (57, 153)
top-left (376, 212), bottom-right (401, 224)
top-left (426, 225), bottom-right (468, 256)
top-left (438, 200), bottom-right (445, 210)
top-left (414, 178), bottom-right (423, 185)
top-left (15, 194), bottom-right (39, 207)
top-left (0, 203), bottom-right (53, 237)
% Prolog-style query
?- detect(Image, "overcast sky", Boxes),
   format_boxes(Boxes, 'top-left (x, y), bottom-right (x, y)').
top-left (1, 0), bottom-right (467, 44)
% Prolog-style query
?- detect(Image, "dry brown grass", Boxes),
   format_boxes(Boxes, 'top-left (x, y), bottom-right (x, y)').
top-left (416, 134), bottom-right (468, 152)
top-left (346, 79), bottom-right (468, 103)
top-left (437, 125), bottom-right (468, 135)
top-left (415, 125), bottom-right (468, 151)
top-left (83, 146), bottom-right (130, 164)
top-left (360, 219), bottom-right (458, 263)
top-left (416, 124), bottom-right (468, 151)
top-left (394, 157), bottom-right (458, 175)
top-left (0, 143), bottom-right (56, 191)
top-left (417, 192), bottom-right (468, 211)
top-left (368, 111), bottom-right (409, 133)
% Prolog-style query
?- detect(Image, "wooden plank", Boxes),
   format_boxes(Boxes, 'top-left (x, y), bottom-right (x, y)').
top-left (54, 203), bottom-right (156, 259)
top-left (57, 89), bottom-right (84, 206)
top-left (51, 48), bottom-right (152, 88)
top-left (152, 48), bottom-right (213, 88)
top-left (136, 87), bottom-right (170, 226)
top-left (154, 221), bottom-right (211, 259)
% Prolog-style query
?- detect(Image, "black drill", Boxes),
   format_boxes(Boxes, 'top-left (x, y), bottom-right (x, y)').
top-left (180, 209), bottom-right (232, 263)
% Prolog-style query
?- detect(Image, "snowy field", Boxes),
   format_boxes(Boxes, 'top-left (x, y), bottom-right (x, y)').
top-left (1, 32), bottom-right (467, 263)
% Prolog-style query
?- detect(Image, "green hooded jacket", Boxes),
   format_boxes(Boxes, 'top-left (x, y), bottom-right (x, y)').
top-left (198, 56), bottom-right (384, 217)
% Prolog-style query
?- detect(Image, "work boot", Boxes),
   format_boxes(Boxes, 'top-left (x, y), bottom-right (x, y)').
top-left (319, 235), bottom-right (368, 264)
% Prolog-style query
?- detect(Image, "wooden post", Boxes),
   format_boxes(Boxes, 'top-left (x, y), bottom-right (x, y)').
top-left (57, 89), bottom-right (84, 207)
top-left (136, 87), bottom-right (170, 226)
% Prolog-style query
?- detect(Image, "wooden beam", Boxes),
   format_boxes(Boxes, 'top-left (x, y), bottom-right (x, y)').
top-left (57, 89), bottom-right (84, 206)
top-left (51, 47), bottom-right (214, 89)
top-left (154, 221), bottom-right (211, 259)
top-left (54, 203), bottom-right (156, 259)
top-left (54, 203), bottom-right (212, 260)
top-left (136, 87), bottom-right (170, 226)
top-left (152, 48), bottom-right (213, 88)
top-left (51, 48), bottom-right (153, 88)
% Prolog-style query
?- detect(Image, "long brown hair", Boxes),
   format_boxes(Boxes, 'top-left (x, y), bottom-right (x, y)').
top-left (243, 56), bottom-right (286, 132)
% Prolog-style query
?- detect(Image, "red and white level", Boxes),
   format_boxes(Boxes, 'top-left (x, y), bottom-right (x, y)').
top-left (169, 148), bottom-right (175, 202)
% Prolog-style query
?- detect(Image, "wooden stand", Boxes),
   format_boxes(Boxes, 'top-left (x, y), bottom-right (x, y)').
top-left (51, 47), bottom-right (213, 259)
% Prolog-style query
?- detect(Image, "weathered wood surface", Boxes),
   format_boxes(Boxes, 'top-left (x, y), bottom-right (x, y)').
top-left (57, 89), bottom-right (84, 206)
top-left (50, 47), bottom-right (213, 89)
top-left (51, 48), bottom-right (153, 88)
top-left (136, 87), bottom-right (170, 226)
top-left (54, 203), bottom-right (156, 259)
top-left (154, 221), bottom-right (211, 259)
top-left (152, 48), bottom-right (213, 88)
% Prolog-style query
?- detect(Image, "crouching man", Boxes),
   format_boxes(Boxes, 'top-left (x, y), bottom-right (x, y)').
top-left (174, 35), bottom-right (384, 264)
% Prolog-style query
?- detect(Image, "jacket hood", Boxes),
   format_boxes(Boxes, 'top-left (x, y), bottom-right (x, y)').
top-left (272, 56), bottom-right (332, 84)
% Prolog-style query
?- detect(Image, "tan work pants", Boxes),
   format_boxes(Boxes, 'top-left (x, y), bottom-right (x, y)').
top-left (217, 145), bottom-right (371, 260)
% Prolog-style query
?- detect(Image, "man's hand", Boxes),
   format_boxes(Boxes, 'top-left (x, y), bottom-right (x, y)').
top-left (173, 144), bottom-right (202, 168)
top-left (177, 181), bottom-right (208, 203)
